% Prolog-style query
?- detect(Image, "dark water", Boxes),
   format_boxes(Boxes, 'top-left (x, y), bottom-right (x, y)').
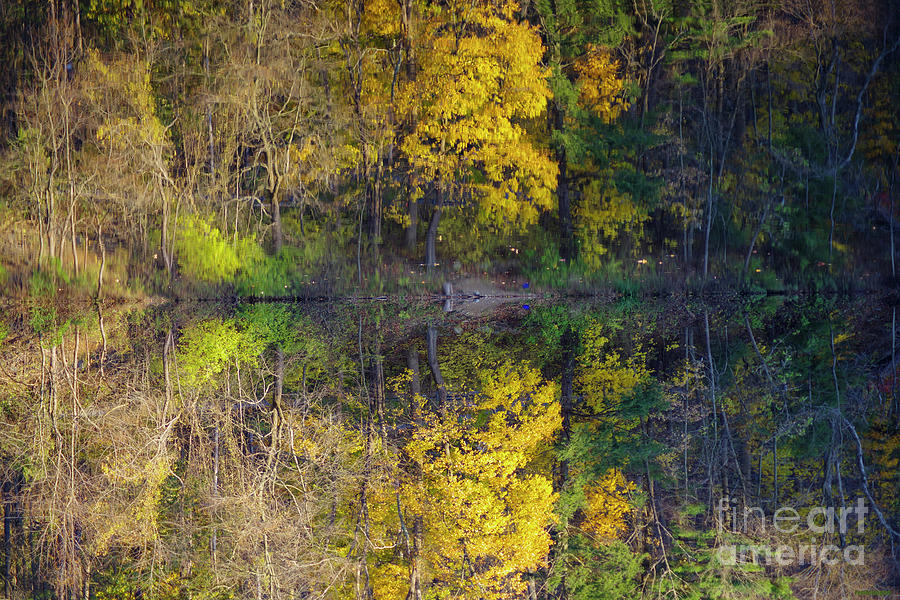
top-left (1, 292), bottom-right (898, 600)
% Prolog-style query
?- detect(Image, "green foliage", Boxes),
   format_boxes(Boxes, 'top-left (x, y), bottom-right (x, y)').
top-left (175, 318), bottom-right (266, 387)
top-left (29, 258), bottom-right (71, 298)
top-left (234, 250), bottom-right (296, 296)
top-left (175, 215), bottom-right (265, 284)
top-left (29, 306), bottom-right (59, 338)
top-left (236, 303), bottom-right (329, 382)
top-left (523, 305), bottom-right (584, 360)
top-left (549, 538), bottom-right (644, 600)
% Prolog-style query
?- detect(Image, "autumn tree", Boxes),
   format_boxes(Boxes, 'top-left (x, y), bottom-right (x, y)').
top-left (397, 0), bottom-right (558, 271)
top-left (401, 361), bottom-right (560, 598)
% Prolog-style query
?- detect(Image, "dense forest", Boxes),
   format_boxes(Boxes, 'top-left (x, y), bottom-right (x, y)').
top-left (3, 297), bottom-right (900, 600)
top-left (1, 0), bottom-right (900, 598)
top-left (0, 0), bottom-right (899, 294)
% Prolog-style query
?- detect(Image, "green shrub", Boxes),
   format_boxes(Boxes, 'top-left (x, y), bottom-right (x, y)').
top-left (175, 319), bottom-right (266, 387)
top-left (175, 215), bottom-right (264, 283)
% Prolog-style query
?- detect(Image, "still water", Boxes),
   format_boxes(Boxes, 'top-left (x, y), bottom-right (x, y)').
top-left (0, 293), bottom-right (898, 599)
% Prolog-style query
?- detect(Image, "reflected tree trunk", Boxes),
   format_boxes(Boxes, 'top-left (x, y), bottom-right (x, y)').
top-left (425, 207), bottom-right (440, 275)
top-left (407, 345), bottom-right (420, 419)
top-left (426, 324), bottom-right (447, 417)
top-left (406, 198), bottom-right (418, 253)
top-left (272, 195), bottom-right (283, 255)
top-left (551, 104), bottom-right (573, 261)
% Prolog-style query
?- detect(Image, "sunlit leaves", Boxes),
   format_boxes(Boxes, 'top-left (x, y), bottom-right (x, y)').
top-left (577, 318), bottom-right (650, 414)
top-left (175, 318), bottom-right (266, 387)
top-left (404, 361), bottom-right (561, 599)
top-left (582, 468), bottom-right (635, 540)
top-left (576, 177), bottom-right (647, 269)
top-left (574, 45), bottom-right (630, 122)
top-left (175, 215), bottom-right (264, 283)
top-left (85, 49), bottom-right (171, 163)
top-left (398, 0), bottom-right (558, 230)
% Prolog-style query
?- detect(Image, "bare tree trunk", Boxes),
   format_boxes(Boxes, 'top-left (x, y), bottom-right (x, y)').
top-left (275, 345), bottom-right (284, 417)
top-left (211, 424), bottom-right (219, 563)
top-left (743, 200), bottom-right (770, 281)
top-left (204, 38), bottom-right (215, 177)
top-left (704, 311), bottom-right (719, 499)
top-left (406, 516), bottom-right (423, 600)
top-left (2, 476), bottom-right (14, 599)
top-left (890, 155), bottom-right (897, 278)
top-left (371, 158), bottom-right (383, 243)
top-left (272, 196), bottom-right (283, 255)
top-left (96, 222), bottom-right (105, 298)
top-left (425, 207), bottom-right (441, 275)
top-left (407, 345), bottom-right (421, 406)
top-left (426, 324), bottom-right (447, 418)
top-left (373, 337), bottom-right (386, 442)
top-left (703, 169), bottom-right (714, 278)
top-left (829, 168), bottom-right (838, 264)
top-left (161, 199), bottom-right (174, 279)
top-left (558, 326), bottom-right (575, 487)
top-left (406, 198), bottom-right (418, 253)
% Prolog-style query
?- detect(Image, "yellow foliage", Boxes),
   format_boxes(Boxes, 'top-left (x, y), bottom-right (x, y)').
top-left (92, 452), bottom-right (172, 555)
top-left (863, 421), bottom-right (900, 508)
top-left (370, 563), bottom-right (409, 599)
top-left (578, 320), bottom-right (650, 415)
top-left (574, 45), bottom-right (630, 123)
top-left (398, 0), bottom-right (558, 230)
top-left (575, 177), bottom-right (647, 270)
top-left (85, 49), bottom-right (171, 157)
top-left (582, 469), bottom-right (634, 540)
top-left (404, 362), bottom-right (561, 599)
top-left (364, 0), bottom-right (402, 37)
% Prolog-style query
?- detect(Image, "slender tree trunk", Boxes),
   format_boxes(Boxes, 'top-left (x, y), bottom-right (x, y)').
top-left (704, 311), bottom-right (718, 498)
top-left (65, 99), bottom-right (77, 278)
top-left (275, 346), bottom-right (284, 416)
top-left (405, 344), bottom-right (423, 599)
top-left (96, 222), bottom-right (105, 298)
top-left (204, 38), bottom-right (216, 181)
top-left (743, 200), bottom-right (770, 281)
top-left (425, 206), bottom-right (441, 275)
top-left (211, 424), bottom-right (219, 563)
top-left (2, 477), bottom-right (12, 599)
top-left (557, 324), bottom-right (576, 470)
top-left (407, 345), bottom-right (420, 419)
top-left (406, 197), bottom-right (418, 253)
top-left (371, 159), bottom-right (383, 243)
top-left (373, 336), bottom-right (386, 442)
top-left (272, 195), bottom-right (283, 255)
top-left (829, 167), bottom-right (838, 264)
top-left (551, 103), bottom-right (573, 261)
top-left (406, 516), bottom-right (423, 600)
top-left (892, 307), bottom-right (897, 420)
top-left (890, 156), bottom-right (896, 278)
top-left (161, 199), bottom-right (173, 279)
top-left (426, 324), bottom-right (447, 418)
top-left (703, 167), bottom-right (714, 278)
